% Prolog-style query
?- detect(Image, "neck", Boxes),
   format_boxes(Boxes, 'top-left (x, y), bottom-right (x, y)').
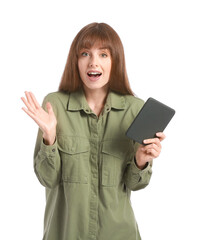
top-left (83, 86), bottom-right (109, 108)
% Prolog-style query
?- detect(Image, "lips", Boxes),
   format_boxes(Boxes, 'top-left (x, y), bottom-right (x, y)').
top-left (87, 70), bottom-right (102, 77)
top-left (87, 70), bottom-right (102, 81)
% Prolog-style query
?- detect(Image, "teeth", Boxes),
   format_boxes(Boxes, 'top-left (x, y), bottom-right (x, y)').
top-left (89, 72), bottom-right (101, 75)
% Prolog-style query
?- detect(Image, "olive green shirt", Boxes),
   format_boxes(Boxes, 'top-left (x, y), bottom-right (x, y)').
top-left (34, 89), bottom-right (152, 240)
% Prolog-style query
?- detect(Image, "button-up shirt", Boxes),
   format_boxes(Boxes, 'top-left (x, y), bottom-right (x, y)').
top-left (34, 89), bottom-right (152, 240)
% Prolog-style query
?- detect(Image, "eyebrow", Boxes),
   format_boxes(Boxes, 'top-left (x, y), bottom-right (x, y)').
top-left (80, 47), bottom-right (109, 51)
top-left (98, 47), bottom-right (109, 50)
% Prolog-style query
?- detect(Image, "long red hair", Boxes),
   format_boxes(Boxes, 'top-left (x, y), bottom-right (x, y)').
top-left (59, 22), bottom-right (134, 95)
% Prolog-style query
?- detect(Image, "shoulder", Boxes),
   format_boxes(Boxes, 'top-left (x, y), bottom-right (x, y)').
top-left (118, 95), bottom-right (145, 128)
top-left (124, 94), bottom-right (144, 106)
top-left (43, 91), bottom-right (69, 104)
top-left (119, 94), bottom-right (145, 119)
top-left (124, 94), bottom-right (144, 113)
top-left (42, 91), bottom-right (70, 111)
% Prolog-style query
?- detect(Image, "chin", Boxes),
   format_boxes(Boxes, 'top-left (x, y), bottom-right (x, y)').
top-left (84, 83), bottom-right (109, 91)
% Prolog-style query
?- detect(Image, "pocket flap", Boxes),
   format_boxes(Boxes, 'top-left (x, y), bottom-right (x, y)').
top-left (58, 136), bottom-right (90, 154)
top-left (102, 140), bottom-right (132, 159)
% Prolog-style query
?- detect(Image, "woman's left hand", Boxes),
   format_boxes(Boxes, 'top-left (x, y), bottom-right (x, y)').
top-left (135, 132), bottom-right (166, 169)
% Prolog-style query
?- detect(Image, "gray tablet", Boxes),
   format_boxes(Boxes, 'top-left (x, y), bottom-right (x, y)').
top-left (126, 97), bottom-right (175, 144)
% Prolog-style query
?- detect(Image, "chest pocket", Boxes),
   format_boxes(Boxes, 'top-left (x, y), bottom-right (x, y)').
top-left (101, 140), bottom-right (132, 187)
top-left (58, 136), bottom-right (90, 184)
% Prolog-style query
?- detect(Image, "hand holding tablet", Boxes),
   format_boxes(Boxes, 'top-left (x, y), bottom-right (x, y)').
top-left (126, 98), bottom-right (176, 145)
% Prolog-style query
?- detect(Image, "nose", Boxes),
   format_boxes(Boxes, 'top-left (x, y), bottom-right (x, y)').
top-left (89, 55), bottom-right (98, 68)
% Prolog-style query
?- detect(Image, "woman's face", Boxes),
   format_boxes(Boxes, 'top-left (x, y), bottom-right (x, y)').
top-left (78, 45), bottom-right (112, 92)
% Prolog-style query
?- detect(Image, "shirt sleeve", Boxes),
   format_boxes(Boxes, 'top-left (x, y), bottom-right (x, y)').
top-left (123, 142), bottom-right (153, 191)
top-left (33, 94), bottom-right (61, 189)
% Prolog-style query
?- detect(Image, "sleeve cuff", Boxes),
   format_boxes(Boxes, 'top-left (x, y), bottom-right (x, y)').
top-left (40, 139), bottom-right (58, 155)
top-left (131, 157), bottom-right (152, 174)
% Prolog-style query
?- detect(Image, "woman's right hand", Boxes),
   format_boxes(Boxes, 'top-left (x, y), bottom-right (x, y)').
top-left (21, 91), bottom-right (57, 145)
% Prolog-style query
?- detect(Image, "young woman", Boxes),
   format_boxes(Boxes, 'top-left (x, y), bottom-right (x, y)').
top-left (21, 22), bottom-right (165, 240)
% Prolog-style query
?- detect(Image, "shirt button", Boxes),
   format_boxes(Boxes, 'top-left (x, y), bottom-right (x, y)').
top-left (52, 148), bottom-right (56, 152)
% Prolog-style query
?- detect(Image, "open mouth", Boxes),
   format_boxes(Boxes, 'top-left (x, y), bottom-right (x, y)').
top-left (87, 71), bottom-right (102, 78)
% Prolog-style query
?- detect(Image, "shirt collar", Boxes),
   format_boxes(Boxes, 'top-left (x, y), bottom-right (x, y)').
top-left (67, 88), bottom-right (126, 112)
top-left (67, 88), bottom-right (88, 111)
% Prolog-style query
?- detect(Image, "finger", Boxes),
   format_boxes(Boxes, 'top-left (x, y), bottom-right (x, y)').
top-left (144, 142), bottom-right (161, 154)
top-left (46, 102), bottom-right (54, 115)
top-left (22, 107), bottom-right (39, 123)
top-left (21, 96), bottom-right (35, 114)
top-left (22, 106), bottom-right (44, 129)
top-left (25, 91), bottom-right (36, 110)
top-left (145, 148), bottom-right (159, 158)
top-left (29, 92), bottom-right (40, 109)
top-left (156, 132), bottom-right (166, 141)
top-left (143, 137), bottom-right (161, 148)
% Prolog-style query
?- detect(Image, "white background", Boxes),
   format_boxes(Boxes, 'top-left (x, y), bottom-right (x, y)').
top-left (0, 0), bottom-right (198, 239)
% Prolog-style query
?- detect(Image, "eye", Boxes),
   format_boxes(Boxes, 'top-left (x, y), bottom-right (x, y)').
top-left (101, 53), bottom-right (108, 58)
top-left (81, 52), bottom-right (89, 57)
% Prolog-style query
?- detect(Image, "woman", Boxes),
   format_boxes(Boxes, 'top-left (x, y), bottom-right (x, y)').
top-left (21, 22), bottom-right (165, 240)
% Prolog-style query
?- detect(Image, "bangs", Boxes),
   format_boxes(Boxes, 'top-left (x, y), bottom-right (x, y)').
top-left (76, 26), bottom-right (112, 55)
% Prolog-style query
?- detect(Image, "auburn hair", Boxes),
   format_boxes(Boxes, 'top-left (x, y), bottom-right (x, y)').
top-left (59, 22), bottom-right (134, 96)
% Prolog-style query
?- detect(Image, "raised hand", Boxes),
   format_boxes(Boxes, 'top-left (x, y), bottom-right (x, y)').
top-left (21, 92), bottom-right (57, 145)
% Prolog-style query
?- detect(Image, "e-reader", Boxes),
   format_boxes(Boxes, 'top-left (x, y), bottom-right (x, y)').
top-left (126, 97), bottom-right (175, 144)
